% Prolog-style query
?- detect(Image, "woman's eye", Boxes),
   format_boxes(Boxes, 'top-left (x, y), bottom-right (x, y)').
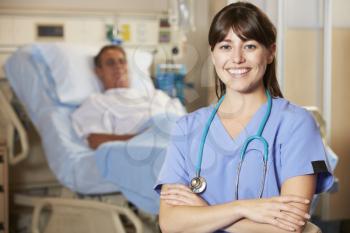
top-left (244, 44), bottom-right (257, 50)
top-left (219, 45), bottom-right (231, 50)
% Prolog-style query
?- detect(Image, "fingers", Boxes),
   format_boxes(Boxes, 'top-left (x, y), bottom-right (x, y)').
top-left (162, 185), bottom-right (195, 200)
top-left (161, 184), bottom-right (207, 207)
top-left (162, 184), bottom-right (192, 193)
top-left (274, 210), bottom-right (306, 226)
top-left (258, 209), bottom-right (305, 231)
top-left (240, 197), bottom-right (310, 232)
top-left (161, 193), bottom-right (193, 206)
top-left (276, 203), bottom-right (310, 220)
top-left (273, 195), bottom-right (310, 205)
top-left (270, 217), bottom-right (299, 232)
top-left (269, 196), bottom-right (311, 220)
top-left (258, 213), bottom-right (297, 232)
top-left (279, 210), bottom-right (306, 222)
top-left (161, 190), bottom-right (192, 204)
top-left (268, 202), bottom-right (308, 232)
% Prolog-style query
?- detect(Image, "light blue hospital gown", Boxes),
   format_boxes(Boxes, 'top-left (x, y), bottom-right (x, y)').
top-left (155, 97), bottom-right (334, 205)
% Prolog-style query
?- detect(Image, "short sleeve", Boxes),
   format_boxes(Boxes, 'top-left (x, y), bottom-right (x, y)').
top-left (280, 110), bottom-right (334, 193)
top-left (154, 119), bottom-right (189, 194)
top-left (71, 95), bottom-right (107, 138)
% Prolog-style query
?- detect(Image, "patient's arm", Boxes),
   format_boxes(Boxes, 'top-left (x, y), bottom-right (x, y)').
top-left (87, 133), bottom-right (136, 149)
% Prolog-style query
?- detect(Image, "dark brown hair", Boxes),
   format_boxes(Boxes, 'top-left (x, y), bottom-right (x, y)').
top-left (208, 1), bottom-right (283, 99)
top-left (94, 45), bottom-right (127, 67)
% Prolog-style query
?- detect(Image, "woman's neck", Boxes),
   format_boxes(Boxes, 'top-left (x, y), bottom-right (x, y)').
top-left (219, 88), bottom-right (267, 119)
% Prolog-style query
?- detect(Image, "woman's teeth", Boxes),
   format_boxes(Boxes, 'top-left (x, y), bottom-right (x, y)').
top-left (227, 68), bottom-right (250, 75)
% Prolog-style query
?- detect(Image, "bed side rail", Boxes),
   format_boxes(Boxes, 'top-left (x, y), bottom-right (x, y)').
top-left (0, 90), bottom-right (29, 165)
top-left (29, 197), bottom-right (143, 233)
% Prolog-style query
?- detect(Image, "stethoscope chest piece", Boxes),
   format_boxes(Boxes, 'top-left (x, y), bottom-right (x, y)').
top-left (190, 176), bottom-right (207, 194)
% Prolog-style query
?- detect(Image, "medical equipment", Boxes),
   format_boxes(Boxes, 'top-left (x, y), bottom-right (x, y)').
top-left (190, 90), bottom-right (272, 200)
top-left (169, 0), bottom-right (195, 32)
top-left (155, 63), bottom-right (187, 103)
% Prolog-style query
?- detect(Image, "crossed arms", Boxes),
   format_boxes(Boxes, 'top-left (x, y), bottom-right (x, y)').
top-left (159, 175), bottom-right (316, 233)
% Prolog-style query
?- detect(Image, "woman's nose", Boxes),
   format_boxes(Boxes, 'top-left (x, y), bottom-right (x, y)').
top-left (231, 49), bottom-right (245, 64)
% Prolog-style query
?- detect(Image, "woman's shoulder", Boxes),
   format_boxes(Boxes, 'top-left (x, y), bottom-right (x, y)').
top-left (175, 106), bottom-right (212, 133)
top-left (273, 97), bottom-right (317, 136)
top-left (274, 97), bottom-right (313, 122)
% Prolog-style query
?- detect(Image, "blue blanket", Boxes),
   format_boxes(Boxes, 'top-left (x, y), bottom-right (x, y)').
top-left (95, 114), bottom-right (178, 214)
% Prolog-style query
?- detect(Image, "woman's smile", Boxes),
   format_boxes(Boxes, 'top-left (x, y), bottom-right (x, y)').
top-left (226, 67), bottom-right (251, 78)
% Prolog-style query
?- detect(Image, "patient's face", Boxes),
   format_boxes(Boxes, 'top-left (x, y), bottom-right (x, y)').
top-left (96, 49), bottom-right (129, 90)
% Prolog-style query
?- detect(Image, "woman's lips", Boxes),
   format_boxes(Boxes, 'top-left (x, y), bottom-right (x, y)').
top-left (226, 68), bottom-right (251, 77)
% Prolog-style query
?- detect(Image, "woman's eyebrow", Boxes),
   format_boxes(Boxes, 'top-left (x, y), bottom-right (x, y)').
top-left (221, 39), bottom-right (232, 43)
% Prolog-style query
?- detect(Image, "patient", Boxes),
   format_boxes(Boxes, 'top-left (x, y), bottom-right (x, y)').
top-left (94, 45), bottom-right (129, 90)
top-left (72, 45), bottom-right (185, 149)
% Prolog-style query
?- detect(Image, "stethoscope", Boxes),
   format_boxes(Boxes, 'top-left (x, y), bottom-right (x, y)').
top-left (190, 90), bottom-right (272, 200)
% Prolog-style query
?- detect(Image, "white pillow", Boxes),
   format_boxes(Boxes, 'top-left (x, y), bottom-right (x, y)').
top-left (32, 43), bottom-right (154, 106)
top-left (125, 48), bottom-right (155, 94)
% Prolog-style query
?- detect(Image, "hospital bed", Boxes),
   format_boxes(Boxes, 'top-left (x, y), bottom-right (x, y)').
top-left (1, 42), bottom-right (178, 232)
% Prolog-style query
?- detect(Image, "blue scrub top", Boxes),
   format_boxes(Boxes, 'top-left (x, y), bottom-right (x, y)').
top-left (154, 97), bottom-right (334, 205)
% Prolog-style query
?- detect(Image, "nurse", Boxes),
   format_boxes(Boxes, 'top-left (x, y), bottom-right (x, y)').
top-left (155, 2), bottom-right (334, 233)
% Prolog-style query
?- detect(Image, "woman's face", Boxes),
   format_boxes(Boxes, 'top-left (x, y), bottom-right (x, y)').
top-left (211, 29), bottom-right (275, 94)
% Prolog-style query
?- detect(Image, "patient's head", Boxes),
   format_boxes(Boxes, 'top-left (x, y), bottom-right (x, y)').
top-left (94, 45), bottom-right (129, 90)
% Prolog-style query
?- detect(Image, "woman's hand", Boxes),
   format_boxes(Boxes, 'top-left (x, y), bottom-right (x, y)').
top-left (160, 184), bottom-right (208, 207)
top-left (237, 195), bottom-right (311, 232)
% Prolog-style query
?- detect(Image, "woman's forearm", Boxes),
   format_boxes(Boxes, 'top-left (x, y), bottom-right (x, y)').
top-left (159, 201), bottom-right (243, 233)
top-left (160, 199), bottom-right (307, 233)
top-left (225, 175), bottom-right (316, 233)
top-left (225, 218), bottom-right (305, 233)
top-left (159, 182), bottom-right (311, 233)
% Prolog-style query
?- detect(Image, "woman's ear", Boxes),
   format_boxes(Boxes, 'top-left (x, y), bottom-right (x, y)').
top-left (267, 44), bottom-right (276, 64)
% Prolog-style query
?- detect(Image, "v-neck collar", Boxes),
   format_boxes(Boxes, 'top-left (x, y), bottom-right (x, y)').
top-left (211, 99), bottom-right (270, 151)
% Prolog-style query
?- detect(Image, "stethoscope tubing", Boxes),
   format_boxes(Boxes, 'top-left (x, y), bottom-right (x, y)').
top-left (195, 95), bottom-right (225, 177)
top-left (192, 90), bottom-right (272, 198)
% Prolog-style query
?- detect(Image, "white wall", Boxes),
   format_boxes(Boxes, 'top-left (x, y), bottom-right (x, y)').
top-left (0, 0), bottom-right (168, 13)
top-left (229, 0), bottom-right (350, 28)
top-left (333, 0), bottom-right (350, 27)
